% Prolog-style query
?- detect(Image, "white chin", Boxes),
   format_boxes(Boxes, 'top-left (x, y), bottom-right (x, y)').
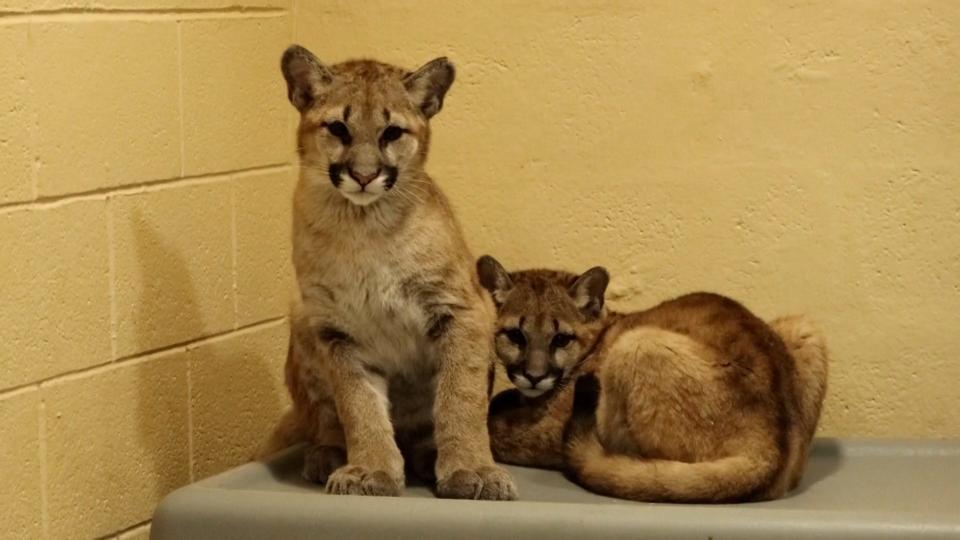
top-left (519, 388), bottom-right (547, 398)
top-left (340, 190), bottom-right (383, 206)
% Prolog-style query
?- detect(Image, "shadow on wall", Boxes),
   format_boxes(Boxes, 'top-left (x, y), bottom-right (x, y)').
top-left (130, 210), bottom-right (286, 505)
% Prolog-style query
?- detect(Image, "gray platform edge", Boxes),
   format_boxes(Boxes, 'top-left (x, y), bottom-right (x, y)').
top-left (151, 438), bottom-right (960, 540)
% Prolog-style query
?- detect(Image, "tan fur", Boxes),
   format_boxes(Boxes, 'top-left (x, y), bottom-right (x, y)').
top-left (272, 46), bottom-right (515, 499)
top-left (481, 259), bottom-right (828, 503)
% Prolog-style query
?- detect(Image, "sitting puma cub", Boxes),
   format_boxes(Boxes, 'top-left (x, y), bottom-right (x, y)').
top-left (275, 46), bottom-right (515, 500)
top-left (479, 256), bottom-right (828, 503)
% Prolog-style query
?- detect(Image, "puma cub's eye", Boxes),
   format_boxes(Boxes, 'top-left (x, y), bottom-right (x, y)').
top-left (504, 328), bottom-right (526, 347)
top-left (323, 121), bottom-right (351, 144)
top-left (381, 125), bottom-right (405, 143)
top-left (551, 333), bottom-right (574, 349)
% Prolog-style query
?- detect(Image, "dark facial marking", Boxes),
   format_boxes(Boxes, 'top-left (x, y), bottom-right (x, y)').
top-left (383, 165), bottom-right (399, 190)
top-left (382, 108), bottom-right (391, 122)
top-left (380, 125), bottom-right (405, 146)
top-left (328, 162), bottom-right (344, 188)
top-left (551, 333), bottom-right (574, 349)
top-left (322, 121), bottom-right (352, 145)
top-left (502, 328), bottom-right (526, 347)
top-left (343, 105), bottom-right (352, 123)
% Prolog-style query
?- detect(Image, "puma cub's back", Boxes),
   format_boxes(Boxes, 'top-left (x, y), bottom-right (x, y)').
top-left (480, 256), bottom-right (828, 503)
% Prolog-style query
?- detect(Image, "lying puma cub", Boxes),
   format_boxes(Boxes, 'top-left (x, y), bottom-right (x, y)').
top-left (479, 256), bottom-right (828, 503)
top-left (274, 46), bottom-right (515, 500)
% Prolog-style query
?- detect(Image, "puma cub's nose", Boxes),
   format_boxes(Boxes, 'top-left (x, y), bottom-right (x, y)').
top-left (524, 371), bottom-right (548, 386)
top-left (348, 167), bottom-right (380, 186)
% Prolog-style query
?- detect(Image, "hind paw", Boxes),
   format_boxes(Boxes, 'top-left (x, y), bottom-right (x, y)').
top-left (302, 445), bottom-right (346, 484)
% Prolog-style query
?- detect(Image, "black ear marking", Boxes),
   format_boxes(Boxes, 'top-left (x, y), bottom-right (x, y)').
top-left (569, 266), bottom-right (610, 319)
top-left (403, 57), bottom-right (455, 119)
top-left (280, 45), bottom-right (334, 112)
top-left (477, 255), bottom-right (513, 306)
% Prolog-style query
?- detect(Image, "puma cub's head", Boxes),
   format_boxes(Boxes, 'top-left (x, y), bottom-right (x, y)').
top-left (477, 255), bottom-right (610, 399)
top-left (281, 45), bottom-right (454, 207)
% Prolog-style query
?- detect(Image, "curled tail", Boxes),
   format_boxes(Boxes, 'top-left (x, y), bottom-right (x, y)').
top-left (769, 314), bottom-right (829, 489)
top-left (566, 436), bottom-right (776, 503)
top-left (768, 314), bottom-right (829, 441)
top-left (563, 374), bottom-right (778, 503)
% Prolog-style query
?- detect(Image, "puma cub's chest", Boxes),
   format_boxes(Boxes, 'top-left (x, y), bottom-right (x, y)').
top-left (307, 244), bottom-right (433, 374)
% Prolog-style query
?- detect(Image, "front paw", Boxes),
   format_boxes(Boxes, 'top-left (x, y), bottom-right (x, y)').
top-left (325, 464), bottom-right (404, 496)
top-left (436, 465), bottom-right (518, 501)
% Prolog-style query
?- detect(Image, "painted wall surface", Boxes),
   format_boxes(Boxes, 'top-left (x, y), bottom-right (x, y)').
top-left (0, 1), bottom-right (957, 537)
top-left (295, 0), bottom-right (960, 439)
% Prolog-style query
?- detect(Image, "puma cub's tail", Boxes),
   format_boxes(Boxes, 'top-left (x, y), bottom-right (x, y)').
top-left (563, 375), bottom-right (779, 503)
top-left (768, 314), bottom-right (829, 441)
top-left (769, 314), bottom-right (829, 489)
top-left (565, 433), bottom-right (779, 503)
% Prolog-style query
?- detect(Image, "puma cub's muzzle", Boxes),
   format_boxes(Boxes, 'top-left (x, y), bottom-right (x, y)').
top-left (329, 162), bottom-right (399, 206)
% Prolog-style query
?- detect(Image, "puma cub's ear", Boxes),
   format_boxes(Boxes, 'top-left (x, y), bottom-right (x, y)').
top-left (569, 267), bottom-right (610, 319)
top-left (280, 45), bottom-right (334, 112)
top-left (404, 57), bottom-right (455, 118)
top-left (477, 255), bottom-right (513, 306)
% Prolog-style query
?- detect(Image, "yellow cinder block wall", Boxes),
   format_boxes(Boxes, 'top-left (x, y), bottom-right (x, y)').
top-left (1, 2), bottom-right (296, 538)
top-left (0, 0), bottom-right (957, 538)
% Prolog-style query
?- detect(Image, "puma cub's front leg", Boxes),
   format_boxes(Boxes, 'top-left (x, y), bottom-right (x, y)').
top-left (433, 311), bottom-right (518, 500)
top-left (324, 348), bottom-right (405, 496)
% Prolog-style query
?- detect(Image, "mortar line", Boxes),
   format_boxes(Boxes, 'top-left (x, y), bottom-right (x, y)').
top-left (106, 197), bottom-right (118, 361)
top-left (231, 181), bottom-right (239, 329)
top-left (29, 51), bottom-right (39, 202)
top-left (0, 384), bottom-right (38, 401)
top-left (0, 8), bottom-right (286, 23)
top-left (0, 317), bottom-right (286, 395)
top-left (0, 163), bottom-right (291, 215)
top-left (176, 21), bottom-right (185, 179)
top-left (38, 398), bottom-right (49, 540)
top-left (187, 360), bottom-right (195, 483)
